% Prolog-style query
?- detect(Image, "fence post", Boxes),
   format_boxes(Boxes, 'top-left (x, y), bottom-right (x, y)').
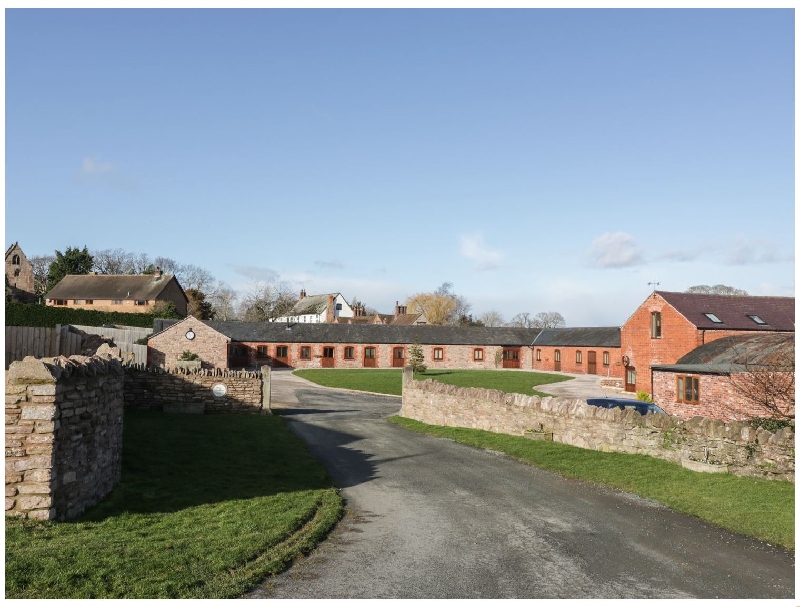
top-left (260, 366), bottom-right (272, 415)
top-left (54, 324), bottom-right (62, 357)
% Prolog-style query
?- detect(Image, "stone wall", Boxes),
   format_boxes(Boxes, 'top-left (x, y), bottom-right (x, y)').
top-left (124, 366), bottom-right (269, 415)
top-left (6, 354), bottom-right (125, 520)
top-left (400, 369), bottom-right (794, 482)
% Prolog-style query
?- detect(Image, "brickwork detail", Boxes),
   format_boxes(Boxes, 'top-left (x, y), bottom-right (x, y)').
top-left (400, 369), bottom-right (793, 482)
top-left (149, 317), bottom-right (229, 370)
top-left (5, 354), bottom-right (125, 520)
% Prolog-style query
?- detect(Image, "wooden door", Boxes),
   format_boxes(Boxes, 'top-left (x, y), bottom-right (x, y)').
top-left (322, 346), bottom-right (335, 368)
top-left (273, 345), bottom-right (289, 368)
top-left (625, 367), bottom-right (636, 392)
top-left (392, 347), bottom-right (405, 368)
top-left (587, 351), bottom-right (597, 374)
top-left (554, 349), bottom-right (561, 372)
top-left (502, 347), bottom-right (520, 369)
top-left (363, 346), bottom-right (376, 368)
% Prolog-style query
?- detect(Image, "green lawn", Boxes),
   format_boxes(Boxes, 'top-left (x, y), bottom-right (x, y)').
top-left (5, 411), bottom-right (343, 599)
top-left (293, 368), bottom-right (569, 397)
top-left (389, 416), bottom-right (795, 549)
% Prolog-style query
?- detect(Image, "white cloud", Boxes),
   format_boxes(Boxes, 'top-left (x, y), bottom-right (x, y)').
top-left (79, 157), bottom-right (114, 175)
top-left (724, 238), bottom-right (791, 266)
top-left (460, 234), bottom-right (504, 271)
top-left (588, 232), bottom-right (644, 268)
top-left (315, 260), bottom-right (345, 269)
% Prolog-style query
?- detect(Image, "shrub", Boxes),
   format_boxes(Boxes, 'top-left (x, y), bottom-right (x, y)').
top-left (636, 390), bottom-right (654, 403)
top-left (178, 350), bottom-right (200, 361)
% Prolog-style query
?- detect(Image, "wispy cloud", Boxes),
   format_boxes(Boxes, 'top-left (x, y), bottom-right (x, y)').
top-left (79, 157), bottom-right (114, 175)
top-left (315, 260), bottom-right (345, 270)
top-left (233, 265), bottom-right (281, 282)
top-left (588, 232), bottom-right (645, 268)
top-left (724, 238), bottom-right (792, 266)
top-left (460, 234), bottom-right (504, 271)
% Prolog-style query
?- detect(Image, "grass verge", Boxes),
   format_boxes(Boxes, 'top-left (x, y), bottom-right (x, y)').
top-left (293, 368), bottom-right (569, 397)
top-left (5, 411), bottom-right (344, 599)
top-left (389, 416), bottom-right (794, 549)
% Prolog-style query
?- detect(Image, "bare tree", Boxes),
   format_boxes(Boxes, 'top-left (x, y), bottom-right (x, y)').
top-left (177, 264), bottom-right (215, 292)
top-left (479, 310), bottom-right (505, 327)
top-left (508, 312), bottom-right (535, 328)
top-left (686, 284), bottom-right (749, 296)
top-left (29, 254), bottom-right (55, 296)
top-left (240, 279), bottom-right (298, 322)
top-left (127, 252), bottom-right (153, 274)
top-left (92, 248), bottom-right (134, 274)
top-left (207, 283), bottom-right (239, 321)
top-left (153, 256), bottom-right (182, 275)
top-left (728, 343), bottom-right (794, 421)
top-left (532, 311), bottom-right (566, 329)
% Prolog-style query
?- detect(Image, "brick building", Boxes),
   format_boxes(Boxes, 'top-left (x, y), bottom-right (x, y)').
top-left (147, 317), bottom-right (542, 371)
top-left (530, 327), bottom-right (622, 380)
top-left (44, 270), bottom-right (189, 316)
top-left (5, 242), bottom-right (36, 302)
top-left (620, 291), bottom-right (795, 395)
top-left (651, 333), bottom-right (794, 421)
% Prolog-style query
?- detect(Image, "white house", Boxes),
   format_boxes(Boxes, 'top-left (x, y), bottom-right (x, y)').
top-left (273, 291), bottom-right (354, 324)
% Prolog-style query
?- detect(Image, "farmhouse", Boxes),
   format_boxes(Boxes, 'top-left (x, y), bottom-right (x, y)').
top-left (530, 327), bottom-right (622, 380)
top-left (45, 270), bottom-right (189, 316)
top-left (651, 332), bottom-right (794, 421)
top-left (273, 291), bottom-right (354, 324)
top-left (620, 291), bottom-right (794, 395)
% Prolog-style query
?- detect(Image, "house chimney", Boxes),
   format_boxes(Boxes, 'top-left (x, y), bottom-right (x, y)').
top-left (326, 295), bottom-right (335, 323)
top-left (395, 301), bottom-right (407, 319)
top-left (300, 289), bottom-right (306, 300)
top-left (154, 267), bottom-right (163, 278)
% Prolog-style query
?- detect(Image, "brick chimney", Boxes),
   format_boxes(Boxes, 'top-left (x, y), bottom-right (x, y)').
top-left (153, 267), bottom-right (163, 277)
top-left (395, 301), bottom-right (407, 319)
top-left (326, 295), bottom-right (335, 323)
top-left (299, 289), bottom-right (306, 300)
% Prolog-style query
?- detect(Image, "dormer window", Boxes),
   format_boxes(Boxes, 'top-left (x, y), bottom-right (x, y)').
top-left (746, 314), bottom-right (767, 325)
top-left (704, 313), bottom-right (723, 323)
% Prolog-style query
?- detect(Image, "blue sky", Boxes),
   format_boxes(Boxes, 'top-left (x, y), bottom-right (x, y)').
top-left (5, 8), bottom-right (795, 326)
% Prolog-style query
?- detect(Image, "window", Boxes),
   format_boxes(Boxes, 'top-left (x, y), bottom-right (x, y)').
top-left (473, 348), bottom-right (484, 361)
top-left (603, 351), bottom-right (610, 366)
top-left (703, 313), bottom-right (722, 323)
top-left (626, 368), bottom-right (636, 386)
top-left (300, 346), bottom-right (311, 359)
top-left (394, 348), bottom-right (405, 359)
top-left (52, 299), bottom-right (67, 306)
top-left (231, 345), bottom-right (245, 356)
top-left (74, 299), bottom-right (84, 305)
top-left (676, 375), bottom-right (700, 404)
top-left (554, 350), bottom-right (561, 362)
top-left (86, 299), bottom-right (93, 305)
top-left (256, 346), bottom-right (268, 357)
top-left (323, 346), bottom-right (335, 358)
top-left (276, 346), bottom-right (288, 358)
top-left (13, 268), bottom-right (20, 277)
top-left (747, 314), bottom-right (767, 325)
top-left (535, 349), bottom-right (541, 362)
top-left (364, 347), bottom-right (376, 359)
top-left (112, 299), bottom-right (123, 305)
top-left (433, 347), bottom-right (443, 361)
top-left (575, 350), bottom-right (582, 364)
top-left (335, 303), bottom-right (342, 311)
top-left (344, 346), bottom-right (354, 359)
top-left (651, 312), bottom-right (661, 338)
top-left (135, 300), bottom-right (148, 306)
top-left (12, 254), bottom-right (20, 265)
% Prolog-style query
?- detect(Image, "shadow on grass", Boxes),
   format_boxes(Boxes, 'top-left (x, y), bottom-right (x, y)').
top-left (78, 410), bottom-right (341, 521)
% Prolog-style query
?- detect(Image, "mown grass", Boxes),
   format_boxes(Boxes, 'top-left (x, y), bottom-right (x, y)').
top-left (5, 411), bottom-right (343, 599)
top-left (293, 368), bottom-right (569, 397)
top-left (389, 416), bottom-right (795, 549)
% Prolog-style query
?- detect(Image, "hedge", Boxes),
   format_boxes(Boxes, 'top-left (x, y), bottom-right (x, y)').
top-left (5, 302), bottom-right (161, 329)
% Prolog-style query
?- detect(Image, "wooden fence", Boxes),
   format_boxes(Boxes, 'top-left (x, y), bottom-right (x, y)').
top-left (5, 324), bottom-right (151, 368)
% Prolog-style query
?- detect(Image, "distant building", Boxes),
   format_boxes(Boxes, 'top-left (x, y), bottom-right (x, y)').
top-left (45, 269), bottom-right (189, 315)
top-left (5, 242), bottom-right (36, 302)
top-left (273, 291), bottom-right (354, 324)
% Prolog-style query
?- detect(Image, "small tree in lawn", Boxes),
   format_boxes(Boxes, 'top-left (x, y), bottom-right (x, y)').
top-left (409, 337), bottom-right (426, 374)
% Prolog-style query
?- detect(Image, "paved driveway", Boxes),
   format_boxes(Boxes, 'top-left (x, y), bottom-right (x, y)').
top-left (244, 371), bottom-right (793, 599)
top-left (535, 371), bottom-right (623, 399)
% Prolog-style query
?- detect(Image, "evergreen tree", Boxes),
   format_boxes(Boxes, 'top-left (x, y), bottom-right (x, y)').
top-left (46, 246), bottom-right (94, 291)
top-left (409, 337), bottom-right (426, 374)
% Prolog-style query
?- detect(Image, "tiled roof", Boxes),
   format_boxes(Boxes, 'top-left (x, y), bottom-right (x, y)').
top-left (390, 314), bottom-right (425, 325)
top-left (531, 327), bottom-right (620, 348)
top-left (202, 321), bottom-right (543, 346)
top-left (651, 333), bottom-right (794, 374)
top-left (656, 291), bottom-right (795, 331)
top-left (287, 293), bottom-right (336, 316)
top-left (45, 274), bottom-right (187, 302)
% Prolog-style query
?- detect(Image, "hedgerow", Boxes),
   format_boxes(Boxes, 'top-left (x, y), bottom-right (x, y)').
top-left (5, 302), bottom-right (158, 329)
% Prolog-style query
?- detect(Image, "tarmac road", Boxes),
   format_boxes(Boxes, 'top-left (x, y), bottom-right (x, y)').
top-left (244, 371), bottom-right (794, 599)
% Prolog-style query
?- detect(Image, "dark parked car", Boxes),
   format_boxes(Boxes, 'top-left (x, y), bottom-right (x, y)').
top-left (585, 398), bottom-right (667, 416)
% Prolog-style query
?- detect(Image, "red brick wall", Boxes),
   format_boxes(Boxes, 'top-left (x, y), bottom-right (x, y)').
top-left (653, 370), bottom-right (796, 421)
top-left (532, 346), bottom-right (623, 378)
top-left (148, 318), bottom-right (229, 369)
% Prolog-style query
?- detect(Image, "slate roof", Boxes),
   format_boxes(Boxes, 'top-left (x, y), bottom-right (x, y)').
top-left (198, 321), bottom-right (543, 346)
top-left (531, 327), bottom-right (620, 348)
top-left (656, 291), bottom-right (795, 331)
top-left (46, 274), bottom-right (187, 302)
top-left (651, 333), bottom-right (794, 374)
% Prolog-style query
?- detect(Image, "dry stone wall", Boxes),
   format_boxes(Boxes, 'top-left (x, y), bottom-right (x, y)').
top-left (6, 353), bottom-right (125, 520)
top-left (124, 365), bottom-right (269, 415)
top-left (400, 369), bottom-right (794, 482)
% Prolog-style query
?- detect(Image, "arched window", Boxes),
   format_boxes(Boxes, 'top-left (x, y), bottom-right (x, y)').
top-left (12, 254), bottom-right (20, 265)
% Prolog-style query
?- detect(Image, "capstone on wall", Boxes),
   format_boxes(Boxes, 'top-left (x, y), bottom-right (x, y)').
top-left (5, 353), bottom-right (125, 520)
top-left (400, 369), bottom-right (793, 482)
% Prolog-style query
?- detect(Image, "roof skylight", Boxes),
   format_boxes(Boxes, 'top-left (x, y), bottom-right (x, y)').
top-left (746, 314), bottom-right (767, 325)
top-left (703, 313), bottom-right (723, 323)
